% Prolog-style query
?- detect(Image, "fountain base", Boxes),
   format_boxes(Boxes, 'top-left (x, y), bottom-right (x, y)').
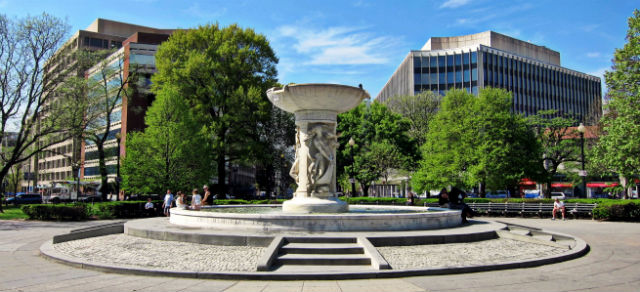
top-left (282, 197), bottom-right (348, 213)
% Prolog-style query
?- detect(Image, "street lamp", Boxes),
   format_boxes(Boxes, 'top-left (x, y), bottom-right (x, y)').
top-left (115, 132), bottom-right (122, 201)
top-left (348, 137), bottom-right (356, 197)
top-left (577, 123), bottom-right (587, 198)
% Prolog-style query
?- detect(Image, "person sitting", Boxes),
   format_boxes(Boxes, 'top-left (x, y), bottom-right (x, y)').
top-left (175, 191), bottom-right (188, 209)
top-left (144, 198), bottom-right (155, 216)
top-left (191, 188), bottom-right (202, 210)
top-left (449, 187), bottom-right (475, 224)
top-left (553, 198), bottom-right (566, 220)
top-left (438, 188), bottom-right (450, 208)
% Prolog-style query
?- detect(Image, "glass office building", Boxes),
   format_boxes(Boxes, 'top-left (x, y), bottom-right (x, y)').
top-left (376, 31), bottom-right (602, 124)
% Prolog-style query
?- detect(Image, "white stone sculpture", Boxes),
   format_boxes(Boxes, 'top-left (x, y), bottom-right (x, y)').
top-left (266, 84), bottom-right (369, 213)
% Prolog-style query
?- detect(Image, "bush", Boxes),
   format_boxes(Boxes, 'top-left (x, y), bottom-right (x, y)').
top-left (21, 203), bottom-right (89, 221)
top-left (92, 201), bottom-right (157, 219)
top-left (593, 201), bottom-right (640, 221)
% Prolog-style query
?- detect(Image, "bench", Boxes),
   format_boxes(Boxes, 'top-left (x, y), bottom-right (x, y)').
top-left (425, 201), bottom-right (597, 219)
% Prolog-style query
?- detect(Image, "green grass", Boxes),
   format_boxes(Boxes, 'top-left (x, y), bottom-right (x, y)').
top-left (0, 205), bottom-right (29, 220)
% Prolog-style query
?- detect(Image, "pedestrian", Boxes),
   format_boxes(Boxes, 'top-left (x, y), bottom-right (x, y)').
top-left (201, 185), bottom-right (211, 205)
top-left (407, 190), bottom-right (415, 206)
top-left (161, 189), bottom-right (174, 217)
top-left (144, 198), bottom-right (155, 216)
top-left (175, 191), bottom-right (188, 209)
top-left (449, 187), bottom-right (475, 224)
top-left (438, 188), bottom-right (449, 208)
top-left (191, 188), bottom-right (202, 210)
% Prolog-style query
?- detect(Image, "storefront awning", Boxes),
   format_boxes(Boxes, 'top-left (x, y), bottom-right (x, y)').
top-left (519, 178), bottom-right (536, 185)
top-left (551, 183), bottom-right (573, 188)
top-left (587, 182), bottom-right (619, 188)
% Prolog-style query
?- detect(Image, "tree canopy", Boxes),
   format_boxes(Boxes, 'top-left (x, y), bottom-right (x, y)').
top-left (597, 9), bottom-right (640, 197)
top-left (337, 102), bottom-right (417, 196)
top-left (152, 23), bottom-right (279, 198)
top-left (383, 91), bottom-right (441, 146)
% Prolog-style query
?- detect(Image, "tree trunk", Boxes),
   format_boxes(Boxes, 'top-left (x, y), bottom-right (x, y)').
top-left (215, 154), bottom-right (226, 200)
top-left (97, 142), bottom-right (109, 201)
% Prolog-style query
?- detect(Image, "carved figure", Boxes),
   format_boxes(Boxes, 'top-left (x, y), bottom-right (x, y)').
top-left (306, 123), bottom-right (339, 195)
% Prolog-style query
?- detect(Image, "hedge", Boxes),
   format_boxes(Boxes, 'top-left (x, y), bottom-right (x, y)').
top-left (92, 201), bottom-right (160, 219)
top-left (22, 203), bottom-right (89, 221)
top-left (592, 200), bottom-right (640, 221)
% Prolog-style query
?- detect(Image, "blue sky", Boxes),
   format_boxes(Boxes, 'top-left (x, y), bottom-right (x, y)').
top-left (1, 0), bottom-right (636, 97)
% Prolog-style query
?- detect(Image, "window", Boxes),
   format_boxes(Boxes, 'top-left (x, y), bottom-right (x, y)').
top-left (463, 52), bottom-right (470, 65)
top-left (455, 54), bottom-right (462, 66)
top-left (430, 56), bottom-right (438, 68)
top-left (438, 56), bottom-right (445, 69)
top-left (447, 71), bottom-right (453, 84)
top-left (111, 41), bottom-right (122, 49)
top-left (447, 55), bottom-right (454, 67)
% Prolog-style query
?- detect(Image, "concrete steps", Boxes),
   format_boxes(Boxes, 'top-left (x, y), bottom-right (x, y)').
top-left (271, 237), bottom-right (375, 271)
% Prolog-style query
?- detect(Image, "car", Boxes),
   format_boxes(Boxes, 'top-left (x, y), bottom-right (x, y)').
top-left (7, 193), bottom-right (42, 205)
top-left (551, 192), bottom-right (566, 200)
top-left (523, 190), bottom-right (542, 199)
top-left (78, 195), bottom-right (103, 203)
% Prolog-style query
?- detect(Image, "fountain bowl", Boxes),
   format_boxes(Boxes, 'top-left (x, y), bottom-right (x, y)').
top-left (169, 204), bottom-right (462, 232)
top-left (266, 83), bottom-right (370, 114)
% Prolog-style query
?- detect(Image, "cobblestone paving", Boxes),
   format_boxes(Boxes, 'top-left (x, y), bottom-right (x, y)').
top-left (54, 234), bottom-right (265, 272)
top-left (378, 238), bottom-right (567, 270)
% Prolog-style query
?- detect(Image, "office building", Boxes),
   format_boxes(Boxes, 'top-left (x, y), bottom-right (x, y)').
top-left (376, 31), bottom-right (602, 124)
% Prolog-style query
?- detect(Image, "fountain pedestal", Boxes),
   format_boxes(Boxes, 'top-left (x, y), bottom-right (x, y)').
top-left (267, 84), bottom-right (369, 213)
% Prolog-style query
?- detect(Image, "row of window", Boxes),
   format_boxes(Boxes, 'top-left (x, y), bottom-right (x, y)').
top-left (85, 128), bottom-right (122, 146)
top-left (39, 158), bottom-right (71, 170)
top-left (84, 147), bottom-right (118, 161)
top-left (38, 171), bottom-right (74, 182)
top-left (38, 144), bottom-right (74, 160)
top-left (84, 165), bottom-right (117, 177)
top-left (83, 37), bottom-right (122, 49)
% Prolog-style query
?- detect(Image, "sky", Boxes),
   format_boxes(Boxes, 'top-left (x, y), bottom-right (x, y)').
top-left (1, 0), bottom-right (637, 97)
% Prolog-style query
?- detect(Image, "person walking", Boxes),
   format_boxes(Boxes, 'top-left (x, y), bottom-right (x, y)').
top-left (162, 189), bottom-right (174, 217)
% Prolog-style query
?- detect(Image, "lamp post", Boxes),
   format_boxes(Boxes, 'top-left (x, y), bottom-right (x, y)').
top-left (577, 123), bottom-right (587, 198)
top-left (348, 137), bottom-right (356, 197)
top-left (115, 132), bottom-right (122, 201)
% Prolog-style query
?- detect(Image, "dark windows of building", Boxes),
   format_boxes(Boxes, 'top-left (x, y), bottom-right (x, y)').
top-left (111, 41), bottom-right (122, 49)
top-left (83, 165), bottom-right (117, 176)
top-left (84, 37), bottom-right (109, 48)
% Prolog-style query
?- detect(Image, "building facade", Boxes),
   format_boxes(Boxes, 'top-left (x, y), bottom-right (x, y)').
top-left (28, 19), bottom-right (174, 194)
top-left (376, 31), bottom-right (602, 124)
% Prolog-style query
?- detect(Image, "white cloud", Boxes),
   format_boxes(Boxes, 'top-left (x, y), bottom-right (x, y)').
top-left (276, 25), bottom-right (397, 65)
top-left (440, 0), bottom-right (472, 9)
top-left (586, 52), bottom-right (601, 58)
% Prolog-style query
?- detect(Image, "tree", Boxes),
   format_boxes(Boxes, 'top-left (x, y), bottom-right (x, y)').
top-left (412, 88), bottom-right (541, 195)
top-left (337, 102), bottom-right (416, 196)
top-left (152, 23), bottom-right (278, 199)
top-left (0, 13), bottom-right (72, 193)
top-left (82, 50), bottom-right (136, 200)
top-left (383, 91), bottom-right (441, 146)
top-left (121, 86), bottom-right (213, 195)
top-left (528, 110), bottom-right (581, 197)
top-left (412, 90), bottom-right (476, 193)
top-left (468, 88), bottom-right (541, 196)
top-left (598, 9), bottom-right (640, 198)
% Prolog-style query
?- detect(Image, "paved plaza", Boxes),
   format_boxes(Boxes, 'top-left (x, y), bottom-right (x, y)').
top-left (0, 217), bottom-right (638, 292)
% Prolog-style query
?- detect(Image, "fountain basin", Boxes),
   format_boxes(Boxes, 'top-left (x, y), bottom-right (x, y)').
top-left (169, 205), bottom-right (462, 232)
top-left (266, 83), bottom-right (369, 114)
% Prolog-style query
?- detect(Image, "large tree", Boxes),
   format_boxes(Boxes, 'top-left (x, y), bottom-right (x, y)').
top-left (527, 110), bottom-right (581, 197)
top-left (0, 13), bottom-right (72, 192)
top-left (152, 23), bottom-right (278, 199)
top-left (412, 88), bottom-right (540, 195)
top-left (337, 102), bottom-right (416, 196)
top-left (598, 9), bottom-right (640, 198)
top-left (121, 86), bottom-right (213, 195)
top-left (383, 91), bottom-right (441, 146)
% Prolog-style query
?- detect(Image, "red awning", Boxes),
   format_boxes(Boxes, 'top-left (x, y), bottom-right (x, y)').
top-left (587, 182), bottom-right (619, 188)
top-left (519, 178), bottom-right (536, 185)
top-left (551, 183), bottom-right (573, 188)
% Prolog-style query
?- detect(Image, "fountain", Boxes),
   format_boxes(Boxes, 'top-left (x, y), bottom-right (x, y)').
top-left (167, 83), bottom-right (462, 231)
top-left (266, 83), bottom-right (368, 213)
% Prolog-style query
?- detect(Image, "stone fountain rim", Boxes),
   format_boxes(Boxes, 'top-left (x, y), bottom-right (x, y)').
top-left (266, 83), bottom-right (371, 95)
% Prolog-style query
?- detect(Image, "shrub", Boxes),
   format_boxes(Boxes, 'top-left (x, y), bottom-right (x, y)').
top-left (593, 201), bottom-right (640, 221)
top-left (92, 201), bottom-right (156, 219)
top-left (21, 203), bottom-right (89, 221)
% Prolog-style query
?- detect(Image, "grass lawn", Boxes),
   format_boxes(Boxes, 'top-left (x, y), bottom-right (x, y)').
top-left (0, 205), bottom-right (28, 220)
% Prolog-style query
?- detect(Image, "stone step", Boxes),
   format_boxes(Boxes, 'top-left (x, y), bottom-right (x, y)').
top-left (276, 254), bottom-right (371, 266)
top-left (285, 237), bottom-right (357, 244)
top-left (272, 264), bottom-right (376, 273)
top-left (509, 228), bottom-right (532, 236)
top-left (281, 243), bottom-right (364, 254)
top-left (532, 234), bottom-right (554, 242)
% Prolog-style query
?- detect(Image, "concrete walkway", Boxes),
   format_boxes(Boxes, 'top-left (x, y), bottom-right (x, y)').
top-left (0, 217), bottom-right (638, 292)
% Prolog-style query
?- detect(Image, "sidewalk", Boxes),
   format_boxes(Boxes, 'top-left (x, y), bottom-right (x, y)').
top-left (0, 217), bottom-right (638, 292)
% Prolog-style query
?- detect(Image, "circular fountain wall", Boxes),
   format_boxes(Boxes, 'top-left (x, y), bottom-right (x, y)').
top-left (169, 205), bottom-right (462, 232)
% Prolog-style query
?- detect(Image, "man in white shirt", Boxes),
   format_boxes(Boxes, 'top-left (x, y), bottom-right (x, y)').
top-left (162, 189), bottom-right (174, 217)
top-left (552, 198), bottom-right (566, 220)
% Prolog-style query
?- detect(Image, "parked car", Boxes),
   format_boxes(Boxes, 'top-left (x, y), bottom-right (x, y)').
top-left (523, 190), bottom-right (542, 199)
top-left (551, 192), bottom-right (566, 200)
top-left (7, 193), bottom-right (42, 205)
top-left (78, 195), bottom-right (103, 203)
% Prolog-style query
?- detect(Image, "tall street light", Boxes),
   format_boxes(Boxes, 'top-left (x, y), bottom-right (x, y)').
top-left (577, 123), bottom-right (587, 198)
top-left (115, 132), bottom-right (122, 201)
top-left (348, 137), bottom-right (356, 197)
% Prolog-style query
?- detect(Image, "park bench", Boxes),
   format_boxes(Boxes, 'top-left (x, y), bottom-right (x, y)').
top-left (425, 201), bottom-right (598, 219)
